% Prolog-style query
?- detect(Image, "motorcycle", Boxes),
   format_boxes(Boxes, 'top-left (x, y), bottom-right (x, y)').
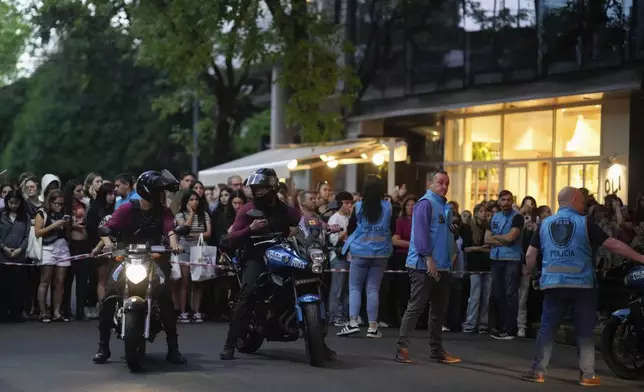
top-left (600, 262), bottom-right (644, 379)
top-left (97, 225), bottom-right (190, 372)
top-left (235, 211), bottom-right (334, 367)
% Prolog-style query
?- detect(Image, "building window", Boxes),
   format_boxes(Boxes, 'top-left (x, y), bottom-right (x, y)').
top-left (555, 162), bottom-right (600, 196)
top-left (504, 162), bottom-right (551, 207)
top-left (467, 116), bottom-right (501, 161)
top-left (503, 111), bottom-right (553, 159)
top-left (555, 105), bottom-right (601, 158)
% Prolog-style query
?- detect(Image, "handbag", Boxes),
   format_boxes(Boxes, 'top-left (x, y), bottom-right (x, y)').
top-left (27, 209), bottom-right (47, 261)
top-left (190, 233), bottom-right (218, 282)
top-left (170, 253), bottom-right (182, 280)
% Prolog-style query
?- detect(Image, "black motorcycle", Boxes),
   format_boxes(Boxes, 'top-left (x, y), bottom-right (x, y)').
top-left (97, 225), bottom-right (189, 372)
top-left (234, 211), bottom-right (334, 366)
top-left (600, 262), bottom-right (644, 379)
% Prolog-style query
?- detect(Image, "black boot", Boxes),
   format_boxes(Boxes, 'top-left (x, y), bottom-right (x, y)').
top-left (93, 343), bottom-right (111, 364)
top-left (165, 335), bottom-right (187, 364)
top-left (324, 344), bottom-right (337, 361)
top-left (220, 344), bottom-right (235, 360)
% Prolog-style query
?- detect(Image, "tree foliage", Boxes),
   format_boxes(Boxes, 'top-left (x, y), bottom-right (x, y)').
top-left (1, 0), bottom-right (192, 180)
top-left (0, 0), bottom-right (30, 85)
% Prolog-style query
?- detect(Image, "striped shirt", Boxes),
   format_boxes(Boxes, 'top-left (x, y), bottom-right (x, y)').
top-left (174, 211), bottom-right (210, 245)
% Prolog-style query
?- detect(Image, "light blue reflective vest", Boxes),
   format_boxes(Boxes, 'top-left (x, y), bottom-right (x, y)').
top-left (342, 200), bottom-right (393, 259)
top-left (406, 190), bottom-right (453, 270)
top-left (539, 207), bottom-right (595, 290)
top-left (490, 210), bottom-right (522, 261)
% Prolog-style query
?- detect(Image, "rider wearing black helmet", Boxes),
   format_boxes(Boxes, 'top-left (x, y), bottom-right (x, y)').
top-left (92, 170), bottom-right (187, 365)
top-left (219, 168), bottom-right (305, 359)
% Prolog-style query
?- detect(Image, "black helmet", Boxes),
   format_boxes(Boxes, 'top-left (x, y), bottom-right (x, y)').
top-left (247, 168), bottom-right (278, 189)
top-left (247, 168), bottom-right (278, 207)
top-left (136, 170), bottom-right (179, 203)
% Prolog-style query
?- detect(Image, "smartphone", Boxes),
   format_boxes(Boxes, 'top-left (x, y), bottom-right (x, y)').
top-left (524, 215), bottom-right (531, 224)
top-left (63, 215), bottom-right (71, 222)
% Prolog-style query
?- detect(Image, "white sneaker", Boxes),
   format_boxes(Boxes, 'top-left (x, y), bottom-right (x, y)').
top-left (517, 328), bottom-right (526, 338)
top-left (178, 312), bottom-right (190, 323)
top-left (193, 313), bottom-right (204, 323)
top-left (357, 316), bottom-right (365, 326)
top-left (378, 321), bottom-right (390, 328)
top-left (442, 326), bottom-right (450, 332)
top-left (366, 328), bottom-right (382, 338)
top-left (337, 323), bottom-right (360, 336)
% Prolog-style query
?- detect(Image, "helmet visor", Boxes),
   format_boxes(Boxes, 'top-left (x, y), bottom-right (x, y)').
top-left (247, 173), bottom-right (278, 187)
top-left (159, 169), bottom-right (179, 192)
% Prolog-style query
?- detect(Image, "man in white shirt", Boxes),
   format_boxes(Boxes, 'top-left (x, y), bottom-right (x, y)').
top-left (327, 191), bottom-right (354, 326)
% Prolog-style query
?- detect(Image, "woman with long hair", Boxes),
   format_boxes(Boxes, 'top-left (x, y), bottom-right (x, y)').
top-left (0, 189), bottom-right (30, 321)
top-left (337, 175), bottom-right (392, 338)
top-left (213, 190), bottom-right (247, 321)
top-left (461, 203), bottom-right (492, 333)
top-left (87, 182), bottom-right (116, 302)
top-left (63, 180), bottom-right (92, 320)
top-left (175, 190), bottom-right (212, 323)
top-left (83, 172), bottom-right (103, 202)
top-left (35, 190), bottom-right (71, 323)
top-left (209, 187), bottom-right (232, 242)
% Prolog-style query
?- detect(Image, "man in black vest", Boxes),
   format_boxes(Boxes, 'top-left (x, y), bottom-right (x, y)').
top-left (92, 170), bottom-right (187, 365)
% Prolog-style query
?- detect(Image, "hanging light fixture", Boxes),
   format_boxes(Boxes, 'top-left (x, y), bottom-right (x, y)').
top-left (327, 160), bottom-right (339, 168)
top-left (372, 153), bottom-right (385, 166)
top-left (287, 159), bottom-right (298, 170)
top-left (566, 115), bottom-right (593, 152)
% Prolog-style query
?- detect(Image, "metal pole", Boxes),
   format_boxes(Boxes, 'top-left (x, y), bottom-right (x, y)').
top-left (192, 98), bottom-right (199, 174)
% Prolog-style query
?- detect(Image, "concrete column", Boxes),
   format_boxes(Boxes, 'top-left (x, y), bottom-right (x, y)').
top-left (270, 66), bottom-right (288, 148)
top-left (291, 170), bottom-right (311, 190)
top-left (344, 164), bottom-right (358, 193)
top-left (387, 138), bottom-right (396, 194)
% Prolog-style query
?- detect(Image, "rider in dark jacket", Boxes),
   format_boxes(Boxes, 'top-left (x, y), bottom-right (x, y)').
top-left (92, 170), bottom-right (187, 365)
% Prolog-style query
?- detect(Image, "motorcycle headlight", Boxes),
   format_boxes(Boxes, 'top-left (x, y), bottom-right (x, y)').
top-left (311, 262), bottom-right (324, 274)
top-left (308, 248), bottom-right (326, 263)
top-left (125, 264), bottom-right (147, 284)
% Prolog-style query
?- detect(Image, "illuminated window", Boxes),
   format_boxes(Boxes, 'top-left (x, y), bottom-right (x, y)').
top-left (555, 163), bottom-right (599, 196)
top-left (503, 111), bottom-right (553, 159)
top-left (555, 106), bottom-right (601, 157)
top-left (465, 116), bottom-right (501, 161)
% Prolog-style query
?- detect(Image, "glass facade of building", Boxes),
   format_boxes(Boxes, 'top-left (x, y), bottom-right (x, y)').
top-left (443, 95), bottom-right (602, 210)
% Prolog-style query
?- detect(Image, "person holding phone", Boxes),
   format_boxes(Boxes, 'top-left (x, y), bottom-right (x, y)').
top-left (34, 190), bottom-right (71, 323)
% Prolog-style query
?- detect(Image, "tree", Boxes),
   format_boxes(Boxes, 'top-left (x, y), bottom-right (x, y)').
top-left (124, 0), bottom-right (271, 165)
top-left (0, 0), bottom-right (30, 85)
top-left (233, 109), bottom-right (270, 157)
top-left (1, 0), bottom-right (192, 179)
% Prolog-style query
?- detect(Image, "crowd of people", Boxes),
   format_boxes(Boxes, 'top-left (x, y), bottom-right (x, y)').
top-left (0, 167), bottom-right (641, 385)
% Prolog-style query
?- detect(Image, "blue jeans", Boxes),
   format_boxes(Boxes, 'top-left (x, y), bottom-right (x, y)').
top-left (491, 260), bottom-right (521, 334)
top-left (328, 258), bottom-right (349, 322)
top-left (532, 288), bottom-right (597, 378)
top-left (463, 273), bottom-right (492, 332)
top-left (349, 257), bottom-right (386, 323)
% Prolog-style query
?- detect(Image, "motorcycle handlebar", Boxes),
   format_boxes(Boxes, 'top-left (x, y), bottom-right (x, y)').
top-left (250, 232), bottom-right (285, 241)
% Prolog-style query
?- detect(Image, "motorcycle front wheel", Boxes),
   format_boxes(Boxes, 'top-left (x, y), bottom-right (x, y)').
top-left (124, 312), bottom-right (146, 372)
top-left (601, 315), bottom-right (644, 380)
top-left (302, 302), bottom-right (326, 367)
top-left (236, 326), bottom-right (264, 354)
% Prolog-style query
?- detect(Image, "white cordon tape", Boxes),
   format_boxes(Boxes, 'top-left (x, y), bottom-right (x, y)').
top-left (0, 254), bottom-right (491, 274)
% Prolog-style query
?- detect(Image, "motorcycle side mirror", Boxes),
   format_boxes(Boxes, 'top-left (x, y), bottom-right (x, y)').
top-left (97, 226), bottom-right (111, 237)
top-left (247, 209), bottom-right (265, 219)
top-left (326, 201), bottom-right (340, 212)
top-left (173, 225), bottom-right (191, 237)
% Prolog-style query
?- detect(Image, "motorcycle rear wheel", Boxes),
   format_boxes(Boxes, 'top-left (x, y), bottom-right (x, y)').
top-left (236, 326), bottom-right (264, 354)
top-left (302, 302), bottom-right (326, 367)
top-left (601, 316), bottom-right (644, 380)
top-left (124, 312), bottom-right (146, 372)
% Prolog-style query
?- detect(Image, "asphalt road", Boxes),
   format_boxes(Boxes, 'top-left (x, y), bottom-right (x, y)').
top-left (0, 321), bottom-right (641, 392)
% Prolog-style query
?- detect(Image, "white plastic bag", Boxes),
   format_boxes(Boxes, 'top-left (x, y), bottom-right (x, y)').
top-left (170, 253), bottom-right (182, 280)
top-left (190, 234), bottom-right (217, 282)
top-left (27, 210), bottom-right (47, 261)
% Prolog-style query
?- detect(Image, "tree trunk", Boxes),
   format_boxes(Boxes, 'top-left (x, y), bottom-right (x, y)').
top-left (212, 110), bottom-right (232, 165)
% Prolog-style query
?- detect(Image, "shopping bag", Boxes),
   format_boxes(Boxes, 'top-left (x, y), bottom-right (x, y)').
top-left (190, 234), bottom-right (217, 282)
top-left (170, 253), bottom-right (182, 280)
top-left (27, 209), bottom-right (46, 261)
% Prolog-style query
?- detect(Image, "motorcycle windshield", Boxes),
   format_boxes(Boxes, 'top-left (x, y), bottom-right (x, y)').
top-left (297, 216), bottom-right (325, 247)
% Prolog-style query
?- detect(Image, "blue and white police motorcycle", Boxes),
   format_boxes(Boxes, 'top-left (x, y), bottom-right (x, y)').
top-left (601, 263), bottom-right (644, 379)
top-left (235, 210), bottom-right (332, 367)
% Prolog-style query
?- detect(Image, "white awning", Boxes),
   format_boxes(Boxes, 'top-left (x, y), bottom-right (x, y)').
top-left (198, 138), bottom-right (407, 186)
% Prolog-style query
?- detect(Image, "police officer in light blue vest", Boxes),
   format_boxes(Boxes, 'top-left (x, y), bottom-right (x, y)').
top-left (395, 170), bottom-right (461, 365)
top-left (522, 186), bottom-right (644, 387)
top-left (485, 189), bottom-right (524, 340)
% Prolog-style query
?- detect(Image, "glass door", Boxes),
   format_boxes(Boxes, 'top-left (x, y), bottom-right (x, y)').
top-left (468, 163), bottom-right (500, 209)
top-left (555, 162), bottom-right (600, 196)
top-left (504, 164), bottom-right (528, 205)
